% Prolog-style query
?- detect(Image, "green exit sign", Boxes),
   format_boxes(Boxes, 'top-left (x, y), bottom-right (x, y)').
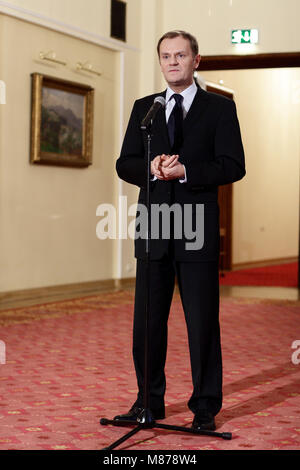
top-left (231, 29), bottom-right (259, 44)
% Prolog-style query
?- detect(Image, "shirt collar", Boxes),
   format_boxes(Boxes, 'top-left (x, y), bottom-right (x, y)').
top-left (165, 81), bottom-right (198, 107)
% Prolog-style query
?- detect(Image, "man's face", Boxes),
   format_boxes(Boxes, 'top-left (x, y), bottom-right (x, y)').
top-left (159, 36), bottom-right (201, 91)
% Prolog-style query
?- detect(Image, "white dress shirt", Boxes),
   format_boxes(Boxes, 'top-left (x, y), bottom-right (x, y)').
top-left (151, 81), bottom-right (197, 183)
top-left (165, 81), bottom-right (197, 183)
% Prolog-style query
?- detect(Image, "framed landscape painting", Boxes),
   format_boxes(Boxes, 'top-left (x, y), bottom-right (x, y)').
top-left (30, 73), bottom-right (94, 167)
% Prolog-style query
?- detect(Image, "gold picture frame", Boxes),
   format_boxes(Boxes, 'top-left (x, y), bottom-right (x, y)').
top-left (30, 73), bottom-right (94, 167)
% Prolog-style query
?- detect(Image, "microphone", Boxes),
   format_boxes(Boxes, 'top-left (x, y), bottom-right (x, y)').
top-left (140, 96), bottom-right (166, 130)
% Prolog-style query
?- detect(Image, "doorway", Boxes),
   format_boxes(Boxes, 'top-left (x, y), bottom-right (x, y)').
top-left (204, 82), bottom-right (234, 271)
top-left (197, 52), bottom-right (300, 287)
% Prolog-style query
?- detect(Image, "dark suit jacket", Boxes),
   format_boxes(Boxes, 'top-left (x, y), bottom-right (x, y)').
top-left (116, 86), bottom-right (245, 262)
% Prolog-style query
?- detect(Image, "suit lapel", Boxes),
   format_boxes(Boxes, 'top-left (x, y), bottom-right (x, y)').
top-left (151, 90), bottom-right (171, 150)
top-left (183, 87), bottom-right (210, 139)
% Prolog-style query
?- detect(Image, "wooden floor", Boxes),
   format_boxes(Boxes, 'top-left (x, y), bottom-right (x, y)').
top-left (0, 281), bottom-right (299, 311)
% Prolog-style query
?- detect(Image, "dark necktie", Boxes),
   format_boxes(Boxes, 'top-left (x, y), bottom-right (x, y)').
top-left (167, 94), bottom-right (183, 153)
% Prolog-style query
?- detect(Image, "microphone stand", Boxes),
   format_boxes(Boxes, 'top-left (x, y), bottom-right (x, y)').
top-left (100, 121), bottom-right (232, 450)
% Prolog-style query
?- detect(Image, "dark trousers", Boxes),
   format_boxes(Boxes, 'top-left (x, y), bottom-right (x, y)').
top-left (132, 254), bottom-right (223, 416)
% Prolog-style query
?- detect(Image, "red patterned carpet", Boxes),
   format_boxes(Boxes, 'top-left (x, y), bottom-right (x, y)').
top-left (0, 291), bottom-right (299, 450)
top-left (220, 262), bottom-right (298, 287)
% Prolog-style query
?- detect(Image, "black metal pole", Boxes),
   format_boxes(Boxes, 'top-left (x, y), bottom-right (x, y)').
top-left (142, 132), bottom-right (153, 422)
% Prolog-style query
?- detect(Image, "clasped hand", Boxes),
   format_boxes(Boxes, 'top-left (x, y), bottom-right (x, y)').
top-left (151, 154), bottom-right (185, 181)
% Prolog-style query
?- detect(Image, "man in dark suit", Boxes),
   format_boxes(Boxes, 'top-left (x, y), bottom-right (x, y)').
top-left (115, 30), bottom-right (245, 431)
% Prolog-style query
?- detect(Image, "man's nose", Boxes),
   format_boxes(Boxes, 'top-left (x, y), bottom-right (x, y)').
top-left (169, 55), bottom-right (178, 64)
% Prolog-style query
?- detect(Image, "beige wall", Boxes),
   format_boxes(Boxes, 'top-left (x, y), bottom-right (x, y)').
top-left (0, 0), bottom-right (141, 48)
top-left (0, 1), bottom-right (144, 292)
top-left (4, 0), bottom-right (300, 56)
top-left (0, 14), bottom-right (121, 291)
top-left (140, 0), bottom-right (300, 91)
top-left (161, 0), bottom-right (300, 55)
top-left (198, 68), bottom-right (300, 265)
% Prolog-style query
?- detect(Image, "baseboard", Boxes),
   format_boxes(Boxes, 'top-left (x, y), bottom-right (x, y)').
top-left (0, 257), bottom-right (298, 309)
top-left (232, 256), bottom-right (298, 271)
top-left (0, 278), bottom-right (135, 310)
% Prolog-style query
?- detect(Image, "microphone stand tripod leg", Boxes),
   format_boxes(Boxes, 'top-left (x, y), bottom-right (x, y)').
top-left (101, 424), bottom-right (144, 451)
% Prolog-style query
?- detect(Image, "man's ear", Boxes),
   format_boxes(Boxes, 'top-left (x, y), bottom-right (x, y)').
top-left (194, 54), bottom-right (201, 70)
